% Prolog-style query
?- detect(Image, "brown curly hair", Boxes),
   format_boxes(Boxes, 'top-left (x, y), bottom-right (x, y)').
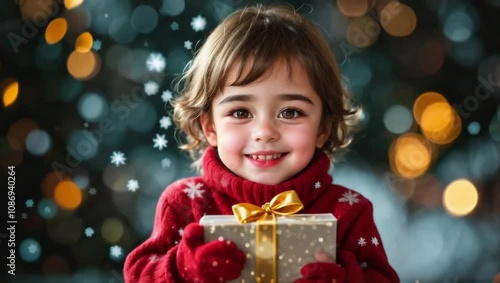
top-left (172, 4), bottom-right (361, 169)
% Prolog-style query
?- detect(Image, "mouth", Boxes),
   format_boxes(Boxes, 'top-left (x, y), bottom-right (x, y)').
top-left (245, 153), bottom-right (288, 161)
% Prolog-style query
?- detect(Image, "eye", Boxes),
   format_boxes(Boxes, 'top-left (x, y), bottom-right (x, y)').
top-left (279, 108), bottom-right (302, 119)
top-left (231, 109), bottom-right (251, 119)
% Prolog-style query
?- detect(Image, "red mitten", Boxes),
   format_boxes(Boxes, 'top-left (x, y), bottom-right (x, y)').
top-left (295, 262), bottom-right (345, 283)
top-left (176, 223), bottom-right (246, 283)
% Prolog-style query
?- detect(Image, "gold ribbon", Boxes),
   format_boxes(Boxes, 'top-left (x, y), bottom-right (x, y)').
top-left (232, 190), bottom-right (304, 283)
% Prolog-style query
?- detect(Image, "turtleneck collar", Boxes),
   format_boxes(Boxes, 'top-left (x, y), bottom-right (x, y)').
top-left (201, 146), bottom-right (333, 207)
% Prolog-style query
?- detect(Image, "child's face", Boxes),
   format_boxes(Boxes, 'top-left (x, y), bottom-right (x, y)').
top-left (201, 59), bottom-right (329, 185)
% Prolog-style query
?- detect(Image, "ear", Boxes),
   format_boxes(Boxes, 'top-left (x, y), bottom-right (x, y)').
top-left (316, 122), bottom-right (332, 148)
top-left (200, 112), bottom-right (218, 146)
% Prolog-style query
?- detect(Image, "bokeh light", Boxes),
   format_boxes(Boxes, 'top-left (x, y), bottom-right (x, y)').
top-left (7, 118), bottom-right (39, 152)
top-left (19, 238), bottom-right (42, 262)
top-left (65, 0), bottom-right (84, 10)
top-left (130, 5), bottom-right (159, 34)
top-left (75, 32), bottom-right (93, 53)
top-left (337, 0), bottom-right (372, 17)
top-left (467, 121), bottom-right (481, 135)
top-left (25, 129), bottom-right (52, 156)
top-left (159, 0), bottom-right (185, 16)
top-left (19, 0), bottom-right (55, 22)
top-left (389, 133), bottom-right (432, 179)
top-left (67, 50), bottom-right (101, 80)
top-left (77, 92), bottom-right (108, 122)
top-left (420, 101), bottom-right (462, 144)
top-left (443, 8), bottom-right (476, 43)
top-left (45, 18), bottom-right (68, 44)
top-left (443, 179), bottom-right (478, 216)
top-left (413, 92), bottom-right (448, 125)
top-left (380, 2), bottom-right (417, 37)
top-left (2, 79), bottom-right (19, 107)
top-left (383, 104), bottom-right (413, 134)
top-left (101, 217), bottom-right (125, 244)
top-left (54, 180), bottom-right (83, 210)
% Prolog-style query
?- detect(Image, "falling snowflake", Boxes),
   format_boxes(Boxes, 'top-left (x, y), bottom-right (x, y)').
top-left (110, 151), bottom-right (126, 167)
top-left (110, 245), bottom-right (123, 259)
top-left (127, 179), bottom-right (140, 192)
top-left (357, 237), bottom-right (366, 247)
top-left (161, 90), bottom-right (173, 102)
top-left (28, 244), bottom-right (38, 254)
top-left (92, 40), bottom-right (102, 51)
top-left (183, 181), bottom-right (204, 199)
top-left (153, 134), bottom-right (168, 150)
top-left (191, 15), bottom-right (207, 32)
top-left (146, 53), bottom-right (166, 72)
top-left (161, 157), bottom-right (171, 168)
top-left (149, 255), bottom-right (160, 263)
top-left (89, 188), bottom-right (97, 195)
top-left (144, 80), bottom-right (160, 96)
top-left (338, 190), bottom-right (360, 206)
top-left (184, 40), bottom-right (193, 50)
top-left (170, 21), bottom-right (179, 31)
top-left (159, 116), bottom-right (172, 130)
top-left (178, 228), bottom-right (184, 237)
top-left (371, 237), bottom-right (379, 246)
top-left (314, 182), bottom-right (321, 189)
top-left (361, 261), bottom-right (368, 269)
top-left (25, 199), bottom-right (34, 208)
top-left (84, 227), bottom-right (95, 237)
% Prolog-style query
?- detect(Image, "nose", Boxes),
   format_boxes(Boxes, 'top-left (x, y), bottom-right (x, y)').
top-left (252, 119), bottom-right (279, 142)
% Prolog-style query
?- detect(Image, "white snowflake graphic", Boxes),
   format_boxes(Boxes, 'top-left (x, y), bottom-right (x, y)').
top-left (144, 80), bottom-right (160, 96)
top-left (159, 116), bottom-right (172, 130)
top-left (161, 90), bottom-right (173, 102)
top-left (84, 227), bottom-right (94, 237)
top-left (184, 40), bottom-right (193, 50)
top-left (161, 157), bottom-right (171, 168)
top-left (149, 254), bottom-right (160, 263)
top-left (146, 53), bottom-right (166, 72)
top-left (183, 181), bottom-right (204, 199)
top-left (338, 190), bottom-right (360, 206)
top-left (191, 15), bottom-right (207, 32)
top-left (89, 187), bottom-right (97, 195)
top-left (127, 179), bottom-right (140, 192)
top-left (110, 151), bottom-right (126, 167)
top-left (357, 237), bottom-right (367, 247)
top-left (110, 245), bottom-right (123, 259)
top-left (178, 228), bottom-right (184, 237)
top-left (361, 261), bottom-right (368, 269)
top-left (153, 134), bottom-right (168, 150)
top-left (28, 244), bottom-right (38, 254)
top-left (314, 182), bottom-right (321, 189)
top-left (25, 199), bottom-right (34, 207)
top-left (170, 21), bottom-right (179, 31)
top-left (371, 237), bottom-right (379, 247)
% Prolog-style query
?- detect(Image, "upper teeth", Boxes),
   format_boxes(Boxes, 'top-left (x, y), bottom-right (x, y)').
top-left (250, 154), bottom-right (282, 160)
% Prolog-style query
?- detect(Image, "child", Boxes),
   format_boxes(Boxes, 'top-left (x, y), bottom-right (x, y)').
top-left (124, 4), bottom-right (399, 283)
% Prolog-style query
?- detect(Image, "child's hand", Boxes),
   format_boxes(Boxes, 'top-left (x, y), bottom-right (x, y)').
top-left (176, 223), bottom-right (246, 283)
top-left (294, 249), bottom-right (345, 283)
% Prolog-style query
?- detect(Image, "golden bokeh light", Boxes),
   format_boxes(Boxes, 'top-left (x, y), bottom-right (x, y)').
top-left (45, 18), bottom-right (68, 44)
top-left (75, 32), bottom-right (93, 53)
top-left (413, 91), bottom-right (448, 125)
top-left (443, 179), bottom-right (478, 217)
top-left (19, 0), bottom-right (55, 22)
top-left (67, 50), bottom-right (100, 80)
top-left (7, 118), bottom-right (38, 151)
top-left (380, 2), bottom-right (417, 37)
top-left (101, 218), bottom-right (125, 244)
top-left (337, 0), bottom-right (373, 17)
top-left (389, 133), bottom-right (432, 179)
top-left (422, 106), bottom-right (462, 145)
top-left (64, 0), bottom-right (84, 10)
top-left (421, 102), bottom-right (454, 133)
top-left (54, 180), bottom-right (82, 210)
top-left (346, 15), bottom-right (380, 48)
top-left (2, 80), bottom-right (19, 107)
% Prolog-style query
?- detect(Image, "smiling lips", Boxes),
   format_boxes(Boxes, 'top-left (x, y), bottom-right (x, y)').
top-left (245, 152), bottom-right (287, 168)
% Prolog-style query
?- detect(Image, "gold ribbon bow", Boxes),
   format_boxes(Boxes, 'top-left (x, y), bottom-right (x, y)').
top-left (232, 190), bottom-right (304, 283)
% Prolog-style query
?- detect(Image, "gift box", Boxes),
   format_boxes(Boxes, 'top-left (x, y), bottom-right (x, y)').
top-left (199, 213), bottom-right (337, 283)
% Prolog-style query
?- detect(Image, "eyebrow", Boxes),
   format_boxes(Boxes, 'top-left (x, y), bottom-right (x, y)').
top-left (218, 93), bottom-right (314, 105)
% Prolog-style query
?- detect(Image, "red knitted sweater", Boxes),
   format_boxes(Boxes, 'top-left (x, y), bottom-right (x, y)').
top-left (124, 147), bottom-right (400, 282)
